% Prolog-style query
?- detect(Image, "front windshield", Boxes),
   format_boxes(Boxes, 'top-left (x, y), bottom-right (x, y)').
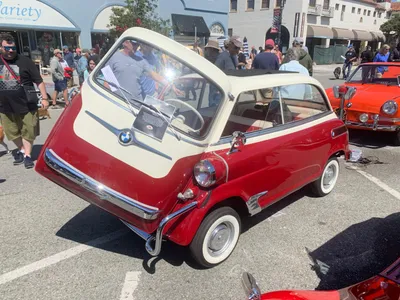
top-left (348, 65), bottom-right (400, 85)
top-left (94, 38), bottom-right (223, 139)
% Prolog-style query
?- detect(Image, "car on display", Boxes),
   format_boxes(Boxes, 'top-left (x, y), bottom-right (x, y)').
top-left (35, 27), bottom-right (350, 268)
top-left (326, 63), bottom-right (400, 145)
top-left (241, 257), bottom-right (400, 300)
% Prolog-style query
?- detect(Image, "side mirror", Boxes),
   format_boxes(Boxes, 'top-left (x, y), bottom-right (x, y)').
top-left (241, 272), bottom-right (262, 300)
top-left (228, 131), bottom-right (246, 155)
top-left (344, 86), bottom-right (356, 100)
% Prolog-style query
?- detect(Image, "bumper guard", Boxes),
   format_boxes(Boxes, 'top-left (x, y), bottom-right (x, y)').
top-left (345, 121), bottom-right (398, 132)
top-left (121, 201), bottom-right (198, 256)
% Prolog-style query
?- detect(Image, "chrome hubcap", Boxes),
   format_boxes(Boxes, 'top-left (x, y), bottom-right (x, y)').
top-left (323, 165), bottom-right (336, 187)
top-left (208, 222), bottom-right (234, 257)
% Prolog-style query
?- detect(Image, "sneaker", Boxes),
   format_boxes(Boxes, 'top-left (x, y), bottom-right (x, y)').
top-left (13, 151), bottom-right (24, 165)
top-left (24, 156), bottom-right (34, 169)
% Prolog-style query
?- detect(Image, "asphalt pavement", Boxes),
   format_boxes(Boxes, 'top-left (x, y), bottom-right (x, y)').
top-left (1, 65), bottom-right (400, 300)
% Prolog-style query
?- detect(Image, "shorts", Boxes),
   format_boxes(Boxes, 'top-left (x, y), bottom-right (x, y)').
top-left (54, 79), bottom-right (67, 92)
top-left (0, 111), bottom-right (39, 142)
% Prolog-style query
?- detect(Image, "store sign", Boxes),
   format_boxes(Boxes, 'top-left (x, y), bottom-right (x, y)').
top-left (0, 0), bottom-right (75, 29)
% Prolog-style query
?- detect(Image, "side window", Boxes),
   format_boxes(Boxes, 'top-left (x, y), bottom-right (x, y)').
top-left (221, 84), bottom-right (329, 138)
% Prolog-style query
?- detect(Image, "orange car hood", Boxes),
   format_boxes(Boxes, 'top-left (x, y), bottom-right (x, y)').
top-left (326, 84), bottom-right (400, 114)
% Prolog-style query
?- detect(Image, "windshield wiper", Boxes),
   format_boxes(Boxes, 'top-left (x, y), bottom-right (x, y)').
top-left (97, 77), bottom-right (181, 141)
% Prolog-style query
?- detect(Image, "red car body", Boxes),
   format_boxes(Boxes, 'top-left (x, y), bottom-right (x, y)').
top-left (35, 28), bottom-right (350, 267)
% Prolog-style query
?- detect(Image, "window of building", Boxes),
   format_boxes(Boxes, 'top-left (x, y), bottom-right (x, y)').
top-left (368, 10), bottom-right (371, 16)
top-left (352, 7), bottom-right (355, 13)
top-left (360, 17), bottom-right (363, 23)
top-left (342, 5), bottom-right (346, 12)
top-left (373, 11), bottom-right (377, 17)
top-left (309, 0), bottom-right (316, 7)
top-left (374, 19), bottom-right (377, 24)
top-left (378, 12), bottom-right (382, 18)
top-left (358, 8), bottom-right (361, 14)
top-left (228, 28), bottom-right (233, 37)
top-left (276, 0), bottom-right (282, 7)
top-left (363, 9), bottom-right (367, 15)
top-left (261, 0), bottom-right (270, 9)
top-left (335, 4), bottom-right (339, 10)
top-left (323, 0), bottom-right (330, 10)
top-left (230, 0), bottom-right (237, 12)
top-left (221, 85), bottom-right (329, 138)
top-left (247, 0), bottom-right (255, 10)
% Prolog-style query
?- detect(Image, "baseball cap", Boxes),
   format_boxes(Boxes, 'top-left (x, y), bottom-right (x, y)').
top-left (265, 39), bottom-right (275, 47)
top-left (229, 36), bottom-right (243, 48)
top-left (53, 49), bottom-right (62, 55)
top-left (62, 45), bottom-right (69, 50)
top-left (75, 48), bottom-right (81, 53)
top-left (82, 48), bottom-right (90, 54)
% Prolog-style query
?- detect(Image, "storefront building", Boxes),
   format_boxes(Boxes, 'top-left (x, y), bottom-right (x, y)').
top-left (1, 0), bottom-right (228, 67)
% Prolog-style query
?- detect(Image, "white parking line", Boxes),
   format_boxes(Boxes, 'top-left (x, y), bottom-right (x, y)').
top-left (0, 229), bottom-right (128, 285)
top-left (119, 271), bottom-right (141, 300)
top-left (350, 165), bottom-right (400, 200)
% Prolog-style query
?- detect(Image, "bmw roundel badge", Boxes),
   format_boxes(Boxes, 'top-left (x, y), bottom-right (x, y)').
top-left (118, 130), bottom-right (133, 145)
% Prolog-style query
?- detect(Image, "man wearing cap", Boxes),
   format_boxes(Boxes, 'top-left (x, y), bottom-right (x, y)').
top-left (50, 48), bottom-right (69, 107)
top-left (215, 36), bottom-right (242, 71)
top-left (343, 45), bottom-right (357, 80)
top-left (252, 39), bottom-right (279, 70)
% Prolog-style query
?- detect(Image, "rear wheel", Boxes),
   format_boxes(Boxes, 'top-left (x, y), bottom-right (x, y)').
top-left (311, 157), bottom-right (340, 197)
top-left (189, 207), bottom-right (241, 268)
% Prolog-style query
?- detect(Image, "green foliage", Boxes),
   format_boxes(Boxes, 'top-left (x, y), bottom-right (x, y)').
top-left (108, 0), bottom-right (170, 38)
top-left (380, 15), bottom-right (400, 40)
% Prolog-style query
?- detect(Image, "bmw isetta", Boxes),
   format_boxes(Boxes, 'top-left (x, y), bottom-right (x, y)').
top-left (35, 28), bottom-right (350, 268)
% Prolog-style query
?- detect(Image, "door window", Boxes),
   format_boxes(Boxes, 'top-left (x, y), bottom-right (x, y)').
top-left (221, 84), bottom-right (330, 138)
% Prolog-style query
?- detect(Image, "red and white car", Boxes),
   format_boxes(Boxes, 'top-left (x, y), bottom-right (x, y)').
top-left (35, 28), bottom-right (350, 268)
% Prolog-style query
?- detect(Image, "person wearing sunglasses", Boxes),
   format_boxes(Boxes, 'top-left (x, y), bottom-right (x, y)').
top-left (373, 44), bottom-right (391, 75)
top-left (0, 32), bottom-right (49, 169)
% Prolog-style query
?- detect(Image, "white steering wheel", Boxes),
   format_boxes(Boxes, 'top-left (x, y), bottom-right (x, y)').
top-left (164, 99), bottom-right (205, 133)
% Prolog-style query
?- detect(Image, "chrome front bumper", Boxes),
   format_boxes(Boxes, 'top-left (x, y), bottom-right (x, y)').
top-left (345, 121), bottom-right (399, 132)
top-left (121, 201), bottom-right (198, 256)
top-left (44, 148), bottom-right (160, 220)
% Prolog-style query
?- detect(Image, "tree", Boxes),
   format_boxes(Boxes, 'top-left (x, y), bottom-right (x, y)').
top-left (108, 0), bottom-right (170, 38)
top-left (380, 14), bottom-right (400, 41)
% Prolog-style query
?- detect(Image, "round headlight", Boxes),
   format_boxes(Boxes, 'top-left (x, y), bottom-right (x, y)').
top-left (359, 113), bottom-right (369, 123)
top-left (194, 160), bottom-right (216, 188)
top-left (382, 100), bottom-right (398, 116)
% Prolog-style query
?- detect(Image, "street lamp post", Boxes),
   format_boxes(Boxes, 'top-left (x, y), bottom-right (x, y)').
top-left (277, 0), bottom-right (286, 49)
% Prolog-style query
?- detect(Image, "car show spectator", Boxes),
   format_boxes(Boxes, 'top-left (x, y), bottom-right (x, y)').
top-left (287, 40), bottom-right (314, 76)
top-left (63, 46), bottom-right (75, 87)
top-left (360, 46), bottom-right (374, 64)
top-left (204, 40), bottom-right (220, 64)
top-left (215, 36), bottom-right (242, 71)
top-left (77, 49), bottom-right (89, 86)
top-left (252, 39), bottom-right (279, 70)
top-left (50, 49), bottom-right (69, 108)
top-left (342, 45), bottom-right (357, 80)
top-left (0, 32), bottom-right (49, 168)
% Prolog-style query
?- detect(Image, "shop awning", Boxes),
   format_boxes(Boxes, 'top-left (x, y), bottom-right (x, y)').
top-left (332, 28), bottom-right (355, 40)
top-left (352, 30), bottom-right (373, 41)
top-left (371, 31), bottom-right (386, 42)
top-left (307, 25), bottom-right (334, 38)
top-left (171, 14), bottom-right (210, 37)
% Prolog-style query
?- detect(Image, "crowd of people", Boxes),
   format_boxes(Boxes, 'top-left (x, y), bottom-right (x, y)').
top-left (203, 36), bottom-right (313, 77)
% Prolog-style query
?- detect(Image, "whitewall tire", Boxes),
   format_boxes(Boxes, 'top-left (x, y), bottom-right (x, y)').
top-left (190, 207), bottom-right (241, 268)
top-left (311, 157), bottom-right (340, 197)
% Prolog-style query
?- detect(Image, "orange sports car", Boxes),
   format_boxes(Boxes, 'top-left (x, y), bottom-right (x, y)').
top-left (326, 63), bottom-right (400, 145)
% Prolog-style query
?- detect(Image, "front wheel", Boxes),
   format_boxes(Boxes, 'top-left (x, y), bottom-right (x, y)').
top-left (189, 207), bottom-right (241, 268)
top-left (393, 130), bottom-right (400, 146)
top-left (311, 157), bottom-right (340, 197)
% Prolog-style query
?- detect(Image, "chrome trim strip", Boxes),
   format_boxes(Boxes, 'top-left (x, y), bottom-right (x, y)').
top-left (44, 148), bottom-right (160, 220)
top-left (121, 201), bottom-right (198, 256)
top-left (86, 80), bottom-right (209, 148)
top-left (212, 151), bottom-right (229, 183)
top-left (212, 111), bottom-right (333, 146)
top-left (247, 191), bottom-right (268, 216)
top-left (345, 121), bottom-right (398, 131)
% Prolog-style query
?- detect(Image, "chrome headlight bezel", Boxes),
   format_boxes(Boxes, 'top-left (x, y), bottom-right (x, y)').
top-left (359, 113), bottom-right (369, 123)
top-left (194, 160), bottom-right (216, 188)
top-left (382, 100), bottom-right (398, 116)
